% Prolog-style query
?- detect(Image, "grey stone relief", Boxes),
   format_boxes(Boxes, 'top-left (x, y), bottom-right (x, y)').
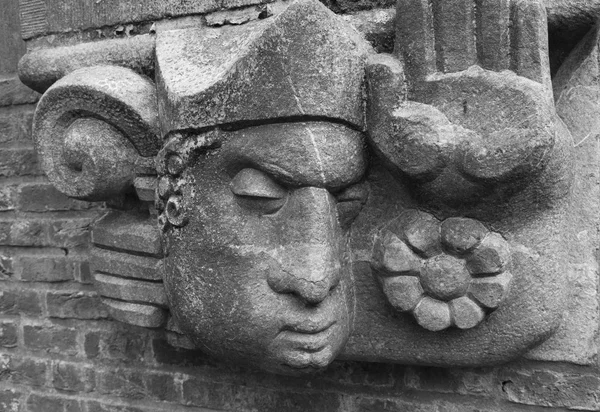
top-left (20, 0), bottom-right (599, 374)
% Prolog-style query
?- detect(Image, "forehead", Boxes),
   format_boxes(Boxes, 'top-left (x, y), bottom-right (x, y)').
top-left (218, 122), bottom-right (366, 190)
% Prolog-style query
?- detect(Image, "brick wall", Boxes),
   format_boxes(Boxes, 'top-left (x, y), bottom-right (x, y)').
top-left (1, 1), bottom-right (599, 411)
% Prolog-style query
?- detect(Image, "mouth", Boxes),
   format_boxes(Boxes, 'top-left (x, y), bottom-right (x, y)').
top-left (281, 320), bottom-right (336, 335)
top-left (277, 321), bottom-right (337, 355)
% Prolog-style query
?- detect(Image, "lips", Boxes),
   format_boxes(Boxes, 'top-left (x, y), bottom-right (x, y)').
top-left (282, 319), bottom-right (336, 334)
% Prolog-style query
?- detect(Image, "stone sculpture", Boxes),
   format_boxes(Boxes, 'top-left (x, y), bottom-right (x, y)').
top-left (20, 0), bottom-right (595, 374)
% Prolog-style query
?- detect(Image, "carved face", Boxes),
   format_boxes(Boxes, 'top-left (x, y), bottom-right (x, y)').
top-left (160, 121), bottom-right (367, 374)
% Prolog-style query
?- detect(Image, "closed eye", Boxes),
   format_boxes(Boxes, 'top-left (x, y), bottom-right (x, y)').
top-left (231, 168), bottom-right (288, 214)
top-left (335, 181), bottom-right (369, 227)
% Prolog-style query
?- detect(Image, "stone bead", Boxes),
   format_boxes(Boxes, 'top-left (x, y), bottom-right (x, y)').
top-left (441, 217), bottom-right (489, 256)
top-left (373, 232), bottom-right (422, 277)
top-left (421, 255), bottom-right (471, 301)
top-left (413, 296), bottom-right (452, 332)
top-left (467, 233), bottom-right (511, 275)
top-left (469, 271), bottom-right (513, 309)
top-left (450, 296), bottom-right (486, 330)
top-left (381, 276), bottom-right (424, 312)
top-left (402, 210), bottom-right (443, 258)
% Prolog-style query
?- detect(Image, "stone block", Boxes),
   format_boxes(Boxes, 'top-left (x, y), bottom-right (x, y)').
top-left (102, 298), bottom-right (167, 328)
top-left (94, 273), bottom-right (167, 307)
top-left (91, 247), bottom-right (163, 281)
top-left (133, 176), bottom-right (156, 202)
top-left (92, 212), bottom-right (162, 257)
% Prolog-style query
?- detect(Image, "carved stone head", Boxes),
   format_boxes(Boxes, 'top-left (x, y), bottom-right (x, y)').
top-left (23, 0), bottom-right (587, 375)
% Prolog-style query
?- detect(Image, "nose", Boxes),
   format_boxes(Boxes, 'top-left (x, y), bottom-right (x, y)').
top-left (268, 187), bottom-right (343, 305)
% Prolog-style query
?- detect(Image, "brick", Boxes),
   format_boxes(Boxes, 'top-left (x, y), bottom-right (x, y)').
top-left (46, 291), bottom-right (109, 320)
top-left (0, 253), bottom-right (14, 280)
top-left (0, 146), bottom-right (41, 177)
top-left (52, 361), bottom-right (95, 393)
top-left (0, 105), bottom-right (35, 144)
top-left (47, 217), bottom-right (95, 249)
top-left (499, 366), bottom-right (600, 410)
top-left (0, 389), bottom-right (22, 412)
top-left (0, 184), bottom-right (17, 211)
top-left (182, 378), bottom-right (342, 412)
top-left (17, 182), bottom-right (94, 212)
top-left (85, 401), bottom-right (148, 412)
top-left (320, 361), bottom-right (397, 388)
top-left (10, 356), bottom-right (47, 387)
top-left (25, 393), bottom-right (81, 412)
top-left (84, 331), bottom-right (101, 359)
top-left (97, 326), bottom-right (148, 363)
top-left (151, 338), bottom-right (212, 367)
top-left (0, 290), bottom-right (43, 316)
top-left (144, 372), bottom-right (179, 402)
top-left (0, 219), bottom-right (47, 246)
top-left (97, 368), bottom-right (146, 400)
top-left (23, 325), bottom-right (78, 356)
top-left (0, 77), bottom-right (40, 107)
top-left (0, 321), bottom-right (17, 348)
top-left (17, 253), bottom-right (71, 282)
top-left (74, 260), bottom-right (93, 284)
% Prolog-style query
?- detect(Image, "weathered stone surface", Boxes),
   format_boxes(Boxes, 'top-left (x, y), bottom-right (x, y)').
top-left (450, 297), bottom-right (485, 330)
top-left (32, 66), bottom-right (161, 201)
top-left (19, 0), bottom-right (221, 39)
top-left (413, 297), bottom-right (452, 332)
top-left (90, 246), bottom-right (163, 282)
top-left (133, 176), bottom-right (156, 203)
top-left (18, 0), bottom-right (596, 377)
top-left (381, 276), bottom-right (423, 312)
top-left (19, 35), bottom-right (155, 93)
top-left (372, 232), bottom-right (421, 276)
top-left (523, 24), bottom-right (600, 366)
top-left (94, 273), bottom-right (167, 307)
top-left (102, 299), bottom-right (167, 328)
top-left (92, 212), bottom-right (162, 257)
top-left (156, 0), bottom-right (369, 134)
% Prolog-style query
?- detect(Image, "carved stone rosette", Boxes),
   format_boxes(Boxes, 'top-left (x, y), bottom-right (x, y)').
top-left (21, 0), bottom-right (584, 374)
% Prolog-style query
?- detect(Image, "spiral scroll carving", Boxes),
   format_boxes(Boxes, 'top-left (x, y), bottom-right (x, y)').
top-left (32, 65), bottom-right (161, 201)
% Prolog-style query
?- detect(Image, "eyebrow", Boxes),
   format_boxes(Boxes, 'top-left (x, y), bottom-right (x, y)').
top-left (221, 122), bottom-right (367, 190)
